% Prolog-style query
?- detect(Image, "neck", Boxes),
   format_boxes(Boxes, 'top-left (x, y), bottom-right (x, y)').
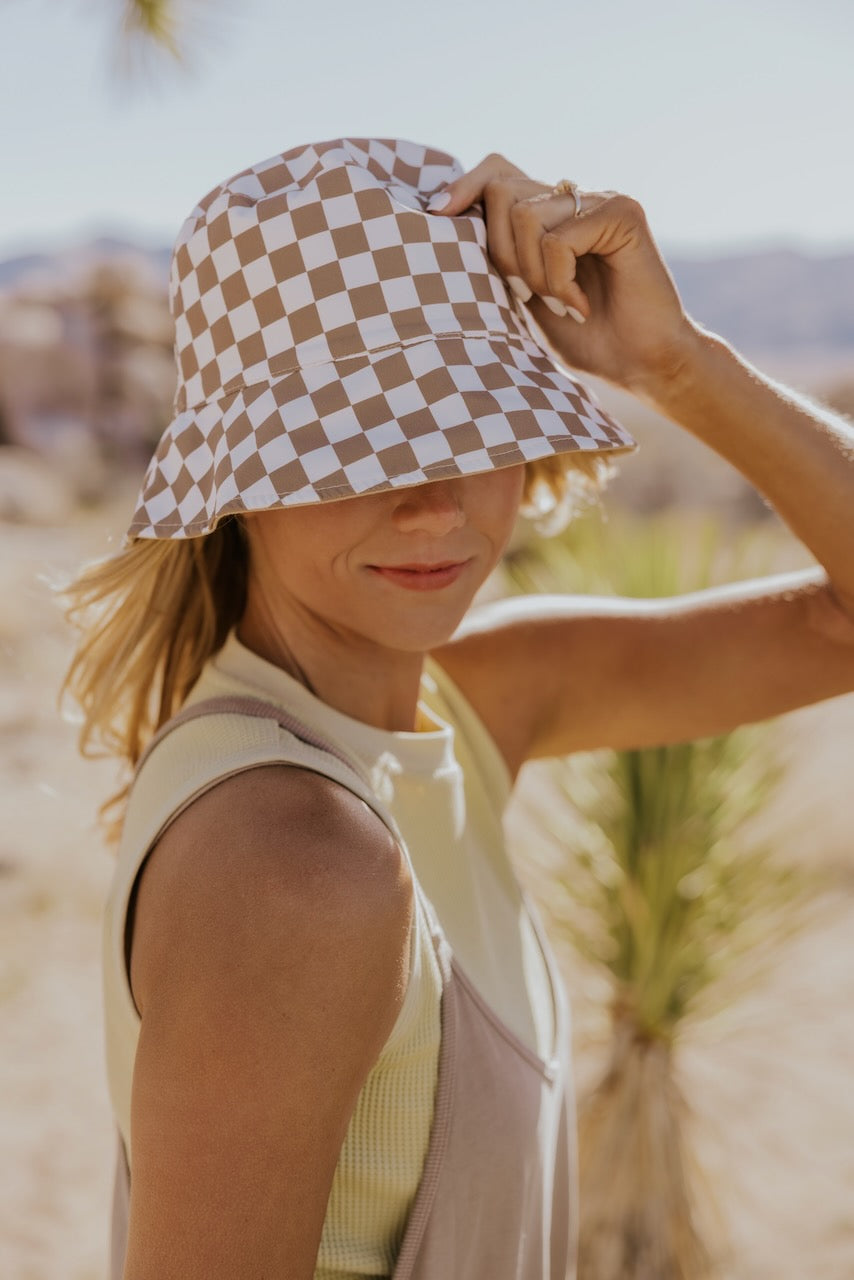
top-left (236, 603), bottom-right (427, 733)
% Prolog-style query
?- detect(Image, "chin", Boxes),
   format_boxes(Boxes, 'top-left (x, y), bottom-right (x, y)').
top-left (380, 620), bottom-right (464, 655)
top-left (364, 601), bottom-right (474, 654)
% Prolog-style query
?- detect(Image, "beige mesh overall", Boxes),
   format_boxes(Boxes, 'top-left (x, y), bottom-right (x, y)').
top-left (107, 696), bottom-right (578, 1279)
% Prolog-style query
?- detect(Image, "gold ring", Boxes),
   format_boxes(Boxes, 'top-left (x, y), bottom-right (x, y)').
top-left (551, 179), bottom-right (581, 216)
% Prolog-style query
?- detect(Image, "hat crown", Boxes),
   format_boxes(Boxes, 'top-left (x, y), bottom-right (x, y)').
top-left (169, 137), bottom-right (525, 413)
top-left (128, 136), bottom-right (636, 542)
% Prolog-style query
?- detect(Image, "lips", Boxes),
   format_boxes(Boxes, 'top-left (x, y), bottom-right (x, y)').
top-left (377, 561), bottom-right (465, 572)
top-left (367, 559), bottom-right (472, 591)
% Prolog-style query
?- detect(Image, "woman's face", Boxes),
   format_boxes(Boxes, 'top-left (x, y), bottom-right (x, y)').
top-left (240, 465), bottom-right (525, 655)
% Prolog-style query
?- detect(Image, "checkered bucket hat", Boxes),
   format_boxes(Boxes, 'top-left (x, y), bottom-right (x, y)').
top-left (128, 136), bottom-right (638, 540)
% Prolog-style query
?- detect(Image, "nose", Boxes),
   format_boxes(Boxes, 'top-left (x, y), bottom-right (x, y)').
top-left (391, 479), bottom-right (466, 535)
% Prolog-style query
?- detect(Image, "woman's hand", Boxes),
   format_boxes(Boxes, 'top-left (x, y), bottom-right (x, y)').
top-left (428, 152), bottom-right (697, 395)
top-left (429, 153), bottom-right (854, 631)
top-left (427, 155), bottom-right (854, 765)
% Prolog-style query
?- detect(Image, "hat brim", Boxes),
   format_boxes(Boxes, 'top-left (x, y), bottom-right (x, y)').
top-left (127, 332), bottom-right (637, 540)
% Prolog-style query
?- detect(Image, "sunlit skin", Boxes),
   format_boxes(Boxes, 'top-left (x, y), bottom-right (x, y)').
top-left (236, 465), bottom-right (526, 733)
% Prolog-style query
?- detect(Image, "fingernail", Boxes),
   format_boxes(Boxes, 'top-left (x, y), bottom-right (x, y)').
top-left (542, 295), bottom-right (568, 317)
top-left (567, 306), bottom-right (586, 324)
top-left (427, 191), bottom-right (452, 212)
top-left (507, 275), bottom-right (533, 302)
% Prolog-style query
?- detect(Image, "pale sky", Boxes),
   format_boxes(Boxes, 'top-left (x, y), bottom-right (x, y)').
top-left (3, 0), bottom-right (853, 259)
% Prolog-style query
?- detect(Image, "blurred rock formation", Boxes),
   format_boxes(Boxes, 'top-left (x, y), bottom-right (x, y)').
top-left (0, 242), bottom-right (174, 517)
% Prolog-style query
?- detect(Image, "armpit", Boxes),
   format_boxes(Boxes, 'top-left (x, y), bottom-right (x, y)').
top-left (807, 581), bottom-right (854, 647)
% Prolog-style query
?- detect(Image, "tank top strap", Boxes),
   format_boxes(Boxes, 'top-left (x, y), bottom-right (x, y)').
top-left (135, 693), bottom-right (405, 844)
top-left (126, 696), bottom-right (414, 875)
top-left (137, 695), bottom-right (374, 786)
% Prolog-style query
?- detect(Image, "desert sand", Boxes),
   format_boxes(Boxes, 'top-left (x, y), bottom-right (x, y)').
top-left (2, 489), bottom-right (853, 1280)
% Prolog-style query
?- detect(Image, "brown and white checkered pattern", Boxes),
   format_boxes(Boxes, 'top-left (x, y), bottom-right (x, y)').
top-left (128, 136), bottom-right (637, 540)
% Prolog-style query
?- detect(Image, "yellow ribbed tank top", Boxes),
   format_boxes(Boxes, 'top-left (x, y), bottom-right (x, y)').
top-left (103, 632), bottom-right (555, 1279)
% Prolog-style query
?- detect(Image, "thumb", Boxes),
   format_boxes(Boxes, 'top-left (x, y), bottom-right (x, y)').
top-left (426, 180), bottom-right (480, 215)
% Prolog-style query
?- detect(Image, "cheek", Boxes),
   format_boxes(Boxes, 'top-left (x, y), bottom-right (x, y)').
top-left (249, 505), bottom-right (367, 580)
top-left (478, 466), bottom-right (525, 529)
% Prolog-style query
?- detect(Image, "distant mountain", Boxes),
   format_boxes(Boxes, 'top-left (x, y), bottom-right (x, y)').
top-left (0, 237), bottom-right (852, 357)
top-left (0, 252), bottom-right (53, 290)
top-left (0, 238), bottom-right (172, 291)
top-left (666, 249), bottom-right (854, 354)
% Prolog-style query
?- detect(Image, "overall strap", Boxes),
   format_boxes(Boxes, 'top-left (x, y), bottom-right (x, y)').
top-left (137, 694), bottom-right (375, 791)
top-left (129, 693), bottom-right (414, 872)
top-left (109, 693), bottom-right (438, 1279)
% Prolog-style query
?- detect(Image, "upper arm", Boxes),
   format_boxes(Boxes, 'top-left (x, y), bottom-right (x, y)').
top-left (124, 764), bottom-right (413, 1280)
top-left (433, 569), bottom-right (854, 770)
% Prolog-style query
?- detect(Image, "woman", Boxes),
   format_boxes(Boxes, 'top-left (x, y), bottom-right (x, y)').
top-left (63, 138), bottom-right (854, 1280)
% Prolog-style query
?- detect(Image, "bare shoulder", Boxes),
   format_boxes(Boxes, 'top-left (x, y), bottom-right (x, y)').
top-left (130, 763), bottom-right (412, 1014)
top-left (124, 764), bottom-right (413, 1280)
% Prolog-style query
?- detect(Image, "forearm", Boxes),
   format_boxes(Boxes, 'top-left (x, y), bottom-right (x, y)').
top-left (630, 323), bottom-right (854, 611)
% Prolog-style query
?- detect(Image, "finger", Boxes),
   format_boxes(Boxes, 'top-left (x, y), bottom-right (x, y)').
top-left (480, 177), bottom-right (552, 301)
top-left (425, 151), bottom-right (529, 215)
top-left (510, 189), bottom-right (604, 317)
top-left (540, 194), bottom-right (648, 319)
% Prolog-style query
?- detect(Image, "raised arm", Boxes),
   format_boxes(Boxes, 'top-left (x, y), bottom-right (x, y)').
top-left (427, 157), bottom-right (854, 773)
top-left (534, 261), bottom-right (854, 624)
top-left (122, 765), bottom-right (412, 1280)
top-left (429, 152), bottom-right (854, 620)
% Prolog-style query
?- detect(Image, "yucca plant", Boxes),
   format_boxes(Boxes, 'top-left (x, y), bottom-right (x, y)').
top-left (113, 0), bottom-right (205, 74)
top-left (502, 510), bottom-right (815, 1280)
top-left (118, 0), bottom-right (183, 59)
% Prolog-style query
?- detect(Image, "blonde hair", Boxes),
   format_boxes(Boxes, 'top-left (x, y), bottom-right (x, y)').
top-left (61, 451), bottom-right (616, 841)
top-left (520, 450), bottom-right (616, 536)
